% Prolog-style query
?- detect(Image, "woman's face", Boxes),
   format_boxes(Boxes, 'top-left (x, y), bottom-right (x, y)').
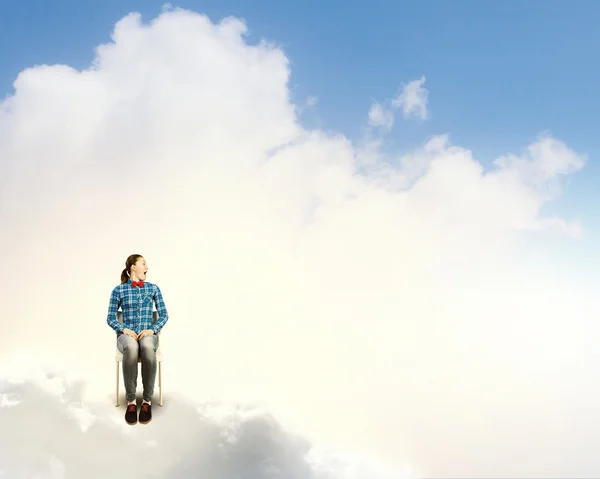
top-left (132, 257), bottom-right (148, 281)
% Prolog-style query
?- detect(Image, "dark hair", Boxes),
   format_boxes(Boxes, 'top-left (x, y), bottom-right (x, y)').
top-left (121, 254), bottom-right (143, 284)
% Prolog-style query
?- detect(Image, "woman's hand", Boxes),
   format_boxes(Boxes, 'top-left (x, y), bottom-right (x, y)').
top-left (138, 330), bottom-right (155, 340)
top-left (122, 328), bottom-right (138, 339)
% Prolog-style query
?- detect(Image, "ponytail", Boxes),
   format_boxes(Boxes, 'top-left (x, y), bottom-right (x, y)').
top-left (121, 254), bottom-right (142, 284)
top-left (120, 267), bottom-right (129, 284)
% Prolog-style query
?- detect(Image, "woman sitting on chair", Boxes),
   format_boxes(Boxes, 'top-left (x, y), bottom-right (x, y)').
top-left (106, 254), bottom-right (169, 425)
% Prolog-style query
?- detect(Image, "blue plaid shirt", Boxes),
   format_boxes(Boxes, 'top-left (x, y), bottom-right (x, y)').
top-left (106, 279), bottom-right (169, 334)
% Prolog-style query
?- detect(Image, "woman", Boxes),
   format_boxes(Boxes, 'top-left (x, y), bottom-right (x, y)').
top-left (106, 254), bottom-right (169, 425)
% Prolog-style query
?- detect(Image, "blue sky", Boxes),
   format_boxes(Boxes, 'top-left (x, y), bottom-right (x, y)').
top-left (1, 0), bottom-right (598, 230)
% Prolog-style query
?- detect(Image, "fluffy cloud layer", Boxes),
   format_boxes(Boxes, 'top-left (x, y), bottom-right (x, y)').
top-left (0, 371), bottom-right (410, 478)
top-left (0, 7), bottom-right (598, 477)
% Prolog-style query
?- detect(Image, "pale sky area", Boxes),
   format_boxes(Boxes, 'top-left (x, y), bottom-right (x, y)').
top-left (2, 2), bottom-right (600, 478)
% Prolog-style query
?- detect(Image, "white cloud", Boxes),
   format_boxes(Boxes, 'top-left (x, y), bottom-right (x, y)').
top-left (306, 95), bottom-right (318, 107)
top-left (494, 133), bottom-right (586, 191)
top-left (392, 76), bottom-right (428, 119)
top-left (0, 8), bottom-right (596, 478)
top-left (365, 76), bottom-right (428, 131)
top-left (0, 371), bottom-right (409, 478)
top-left (368, 102), bottom-right (394, 130)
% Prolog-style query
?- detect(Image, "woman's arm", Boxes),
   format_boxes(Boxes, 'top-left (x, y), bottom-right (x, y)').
top-left (106, 287), bottom-right (124, 332)
top-left (151, 285), bottom-right (169, 334)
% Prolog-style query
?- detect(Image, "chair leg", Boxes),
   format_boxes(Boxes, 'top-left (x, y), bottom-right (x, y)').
top-left (159, 361), bottom-right (163, 406)
top-left (116, 361), bottom-right (119, 407)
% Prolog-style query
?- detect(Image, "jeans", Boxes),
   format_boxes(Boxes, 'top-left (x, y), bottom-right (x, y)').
top-left (117, 333), bottom-right (158, 402)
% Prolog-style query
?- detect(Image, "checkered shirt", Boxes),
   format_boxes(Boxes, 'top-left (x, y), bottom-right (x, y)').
top-left (106, 279), bottom-right (169, 334)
